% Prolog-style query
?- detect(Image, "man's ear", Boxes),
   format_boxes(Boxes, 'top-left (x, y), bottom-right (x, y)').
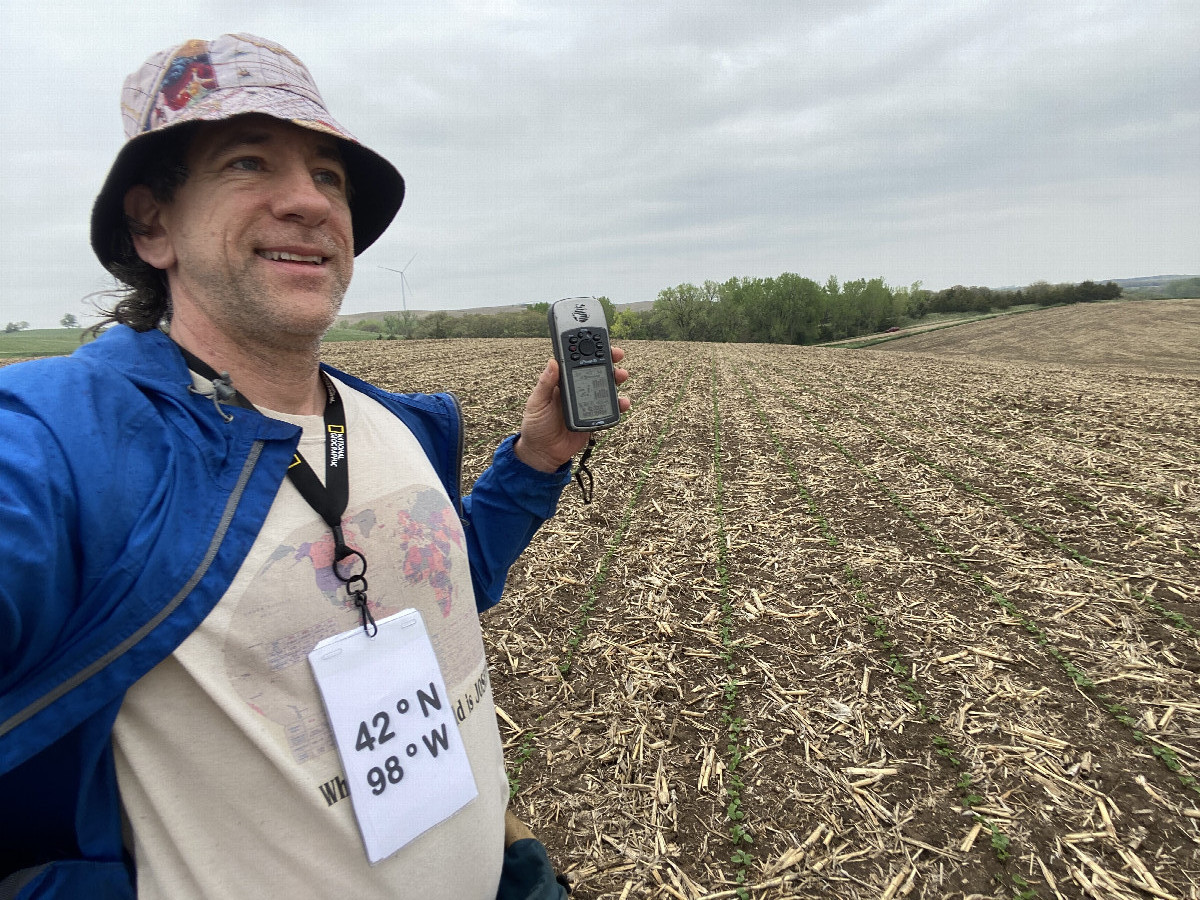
top-left (123, 185), bottom-right (175, 269)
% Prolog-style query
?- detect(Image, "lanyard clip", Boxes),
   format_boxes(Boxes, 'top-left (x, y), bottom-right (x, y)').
top-left (333, 535), bottom-right (374, 636)
top-left (351, 587), bottom-right (377, 637)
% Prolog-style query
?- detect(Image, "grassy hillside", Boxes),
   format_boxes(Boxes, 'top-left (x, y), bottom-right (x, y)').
top-left (323, 326), bottom-right (389, 342)
top-left (0, 325), bottom-right (403, 361)
top-left (0, 329), bottom-right (94, 359)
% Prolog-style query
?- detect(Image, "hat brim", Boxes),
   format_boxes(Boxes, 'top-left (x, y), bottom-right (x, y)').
top-left (90, 114), bottom-right (404, 273)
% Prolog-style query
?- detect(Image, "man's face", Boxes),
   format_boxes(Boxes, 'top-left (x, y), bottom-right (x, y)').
top-left (151, 114), bottom-right (355, 347)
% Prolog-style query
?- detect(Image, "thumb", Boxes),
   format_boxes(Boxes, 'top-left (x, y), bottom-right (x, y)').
top-left (532, 358), bottom-right (560, 407)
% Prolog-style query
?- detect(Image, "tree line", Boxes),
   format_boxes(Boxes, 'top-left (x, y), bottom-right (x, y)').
top-left (5, 314), bottom-right (80, 333)
top-left (629, 276), bottom-right (1123, 343)
top-left (346, 302), bottom-right (613, 342)
top-left (349, 276), bottom-right (1121, 345)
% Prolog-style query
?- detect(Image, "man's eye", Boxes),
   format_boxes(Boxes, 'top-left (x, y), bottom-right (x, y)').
top-left (229, 157), bottom-right (262, 171)
top-left (314, 170), bottom-right (344, 188)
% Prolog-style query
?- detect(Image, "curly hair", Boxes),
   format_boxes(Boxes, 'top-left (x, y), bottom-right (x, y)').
top-left (91, 124), bottom-right (197, 333)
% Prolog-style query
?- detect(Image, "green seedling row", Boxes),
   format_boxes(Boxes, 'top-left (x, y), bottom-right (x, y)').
top-left (737, 359), bottom-right (1033, 891)
top-left (557, 366), bottom-right (695, 677)
top-left (845, 566), bottom-right (1034, 895)
top-left (506, 716), bottom-right (543, 800)
top-left (807, 372), bottom-right (1198, 560)
top-left (712, 361), bottom-right (754, 898)
top-left (806, 384), bottom-right (1200, 640)
top-left (965, 396), bottom-right (1185, 510)
top-left (786, 400), bottom-right (1200, 800)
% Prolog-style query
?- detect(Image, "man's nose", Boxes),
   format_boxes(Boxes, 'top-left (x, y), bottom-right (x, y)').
top-left (271, 162), bottom-right (333, 225)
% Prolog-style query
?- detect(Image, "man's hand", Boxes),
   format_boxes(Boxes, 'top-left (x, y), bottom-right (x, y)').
top-left (513, 347), bottom-right (630, 472)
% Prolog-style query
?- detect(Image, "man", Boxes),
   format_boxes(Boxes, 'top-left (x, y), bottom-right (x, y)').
top-left (0, 34), bottom-right (628, 899)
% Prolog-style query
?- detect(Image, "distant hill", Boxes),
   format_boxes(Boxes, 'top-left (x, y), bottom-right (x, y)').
top-left (1107, 274), bottom-right (1196, 290)
top-left (871, 297), bottom-right (1200, 378)
top-left (337, 300), bottom-right (655, 325)
top-left (1112, 274), bottom-right (1200, 300)
top-left (338, 304), bottom-right (523, 323)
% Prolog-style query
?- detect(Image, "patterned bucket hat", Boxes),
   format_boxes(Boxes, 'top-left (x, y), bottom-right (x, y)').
top-left (91, 33), bottom-right (405, 272)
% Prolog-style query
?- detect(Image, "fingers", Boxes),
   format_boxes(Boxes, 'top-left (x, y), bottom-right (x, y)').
top-left (609, 345), bottom-right (631, 405)
top-left (609, 345), bottom-right (630, 388)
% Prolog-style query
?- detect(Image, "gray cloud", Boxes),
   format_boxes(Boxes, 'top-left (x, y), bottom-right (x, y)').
top-left (2, 0), bottom-right (1196, 328)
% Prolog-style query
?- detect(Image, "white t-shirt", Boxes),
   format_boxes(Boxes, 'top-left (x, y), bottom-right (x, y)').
top-left (113, 379), bottom-right (507, 899)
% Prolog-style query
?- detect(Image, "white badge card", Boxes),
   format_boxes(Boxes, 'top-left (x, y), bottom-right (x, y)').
top-left (309, 609), bottom-right (479, 864)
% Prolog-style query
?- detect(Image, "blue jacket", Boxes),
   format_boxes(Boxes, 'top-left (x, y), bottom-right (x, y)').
top-left (0, 326), bottom-right (570, 898)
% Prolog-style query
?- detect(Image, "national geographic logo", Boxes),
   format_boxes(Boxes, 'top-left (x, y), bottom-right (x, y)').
top-left (328, 424), bottom-right (346, 468)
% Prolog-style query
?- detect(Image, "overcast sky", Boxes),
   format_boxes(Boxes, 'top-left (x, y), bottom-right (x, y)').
top-left (2, 1), bottom-right (1197, 328)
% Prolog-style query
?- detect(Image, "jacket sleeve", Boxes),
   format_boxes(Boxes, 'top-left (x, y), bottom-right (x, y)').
top-left (0, 401), bottom-right (80, 697)
top-left (461, 434), bottom-right (572, 613)
top-left (2, 860), bottom-right (134, 900)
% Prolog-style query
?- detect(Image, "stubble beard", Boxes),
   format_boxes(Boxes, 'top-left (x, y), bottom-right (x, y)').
top-left (201, 258), bottom-right (352, 356)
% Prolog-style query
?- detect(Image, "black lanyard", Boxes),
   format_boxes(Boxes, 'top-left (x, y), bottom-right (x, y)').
top-left (178, 346), bottom-right (376, 636)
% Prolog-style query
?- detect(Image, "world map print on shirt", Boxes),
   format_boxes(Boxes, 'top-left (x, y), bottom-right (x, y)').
top-left (289, 499), bottom-right (464, 618)
top-left (223, 485), bottom-right (484, 766)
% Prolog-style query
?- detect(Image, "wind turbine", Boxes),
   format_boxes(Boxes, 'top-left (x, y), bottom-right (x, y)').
top-left (378, 253), bottom-right (418, 313)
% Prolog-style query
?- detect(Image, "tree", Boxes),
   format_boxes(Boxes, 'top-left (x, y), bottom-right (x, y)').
top-left (416, 311), bottom-right (456, 339)
top-left (654, 283), bottom-right (710, 341)
top-left (611, 305), bottom-right (675, 340)
top-left (382, 312), bottom-right (415, 339)
top-left (60, 313), bottom-right (80, 328)
top-left (456, 313), bottom-right (504, 338)
top-left (750, 273), bottom-right (825, 344)
top-left (843, 277), bottom-right (897, 334)
top-left (4, 321), bottom-right (30, 333)
top-left (508, 308), bottom-right (550, 338)
top-left (706, 277), bottom-right (752, 342)
top-left (595, 296), bottom-right (617, 327)
top-left (906, 282), bottom-right (932, 319)
top-left (823, 278), bottom-right (858, 341)
top-left (1024, 281), bottom-right (1055, 306)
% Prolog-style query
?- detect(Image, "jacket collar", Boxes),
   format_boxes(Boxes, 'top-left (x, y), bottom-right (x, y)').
top-left (75, 325), bottom-right (299, 441)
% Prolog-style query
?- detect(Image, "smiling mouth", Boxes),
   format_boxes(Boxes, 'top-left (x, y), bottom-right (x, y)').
top-left (256, 250), bottom-right (328, 265)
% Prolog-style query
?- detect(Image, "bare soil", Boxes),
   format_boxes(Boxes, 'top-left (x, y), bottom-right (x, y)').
top-left (318, 337), bottom-right (1199, 900)
top-left (872, 299), bottom-right (1200, 378)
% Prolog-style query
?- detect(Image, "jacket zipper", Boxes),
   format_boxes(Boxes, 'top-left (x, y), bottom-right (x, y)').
top-left (447, 391), bottom-right (466, 520)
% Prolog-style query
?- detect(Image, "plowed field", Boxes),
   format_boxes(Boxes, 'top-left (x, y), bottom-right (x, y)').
top-left (872, 299), bottom-right (1200, 379)
top-left (324, 338), bottom-right (1200, 900)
